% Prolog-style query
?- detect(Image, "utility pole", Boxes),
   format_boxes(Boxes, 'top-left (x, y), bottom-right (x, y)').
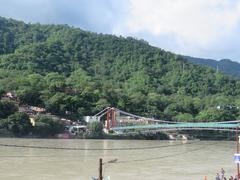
top-left (99, 158), bottom-right (103, 180)
top-left (237, 127), bottom-right (240, 179)
top-left (182, 63), bottom-right (185, 73)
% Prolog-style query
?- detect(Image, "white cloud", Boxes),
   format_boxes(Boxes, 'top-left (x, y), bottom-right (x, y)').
top-left (0, 0), bottom-right (129, 33)
top-left (1, 0), bottom-right (240, 60)
top-left (114, 0), bottom-right (240, 59)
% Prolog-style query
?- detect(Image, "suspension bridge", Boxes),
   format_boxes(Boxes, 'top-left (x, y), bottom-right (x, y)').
top-left (92, 107), bottom-right (240, 132)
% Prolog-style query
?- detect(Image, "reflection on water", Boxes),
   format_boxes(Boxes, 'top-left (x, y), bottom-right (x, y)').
top-left (0, 138), bottom-right (236, 180)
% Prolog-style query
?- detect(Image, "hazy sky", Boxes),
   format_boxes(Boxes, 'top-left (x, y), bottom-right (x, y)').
top-left (1, 0), bottom-right (240, 61)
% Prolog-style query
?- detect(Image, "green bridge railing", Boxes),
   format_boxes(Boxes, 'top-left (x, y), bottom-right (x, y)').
top-left (111, 122), bottom-right (240, 131)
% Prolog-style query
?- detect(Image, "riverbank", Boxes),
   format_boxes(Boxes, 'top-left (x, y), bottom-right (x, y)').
top-left (0, 128), bottom-right (236, 140)
top-left (0, 128), bottom-right (169, 140)
top-left (87, 131), bottom-right (169, 140)
top-left (178, 130), bottom-right (236, 141)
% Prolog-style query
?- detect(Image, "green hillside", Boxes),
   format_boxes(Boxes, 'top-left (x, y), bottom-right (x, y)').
top-left (0, 16), bottom-right (240, 122)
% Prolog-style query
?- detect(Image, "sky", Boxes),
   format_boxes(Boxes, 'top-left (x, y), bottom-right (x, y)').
top-left (1, 0), bottom-right (240, 61)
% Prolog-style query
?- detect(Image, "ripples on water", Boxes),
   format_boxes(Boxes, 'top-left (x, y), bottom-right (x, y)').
top-left (0, 138), bottom-right (236, 180)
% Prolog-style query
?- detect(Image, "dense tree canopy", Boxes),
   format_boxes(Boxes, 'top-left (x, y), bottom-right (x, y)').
top-left (7, 112), bottom-right (33, 136)
top-left (33, 115), bottom-right (64, 137)
top-left (0, 16), bottom-right (240, 122)
top-left (0, 100), bottom-right (18, 119)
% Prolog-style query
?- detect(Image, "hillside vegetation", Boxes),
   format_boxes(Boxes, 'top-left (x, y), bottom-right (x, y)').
top-left (0, 17), bottom-right (240, 122)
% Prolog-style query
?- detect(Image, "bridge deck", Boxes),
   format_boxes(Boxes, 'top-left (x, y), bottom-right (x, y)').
top-left (111, 122), bottom-right (240, 131)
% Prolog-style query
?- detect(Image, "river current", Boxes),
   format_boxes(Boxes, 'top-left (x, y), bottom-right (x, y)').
top-left (0, 138), bottom-right (237, 180)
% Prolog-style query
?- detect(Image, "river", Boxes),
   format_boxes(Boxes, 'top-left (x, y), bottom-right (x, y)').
top-left (0, 138), bottom-right (237, 180)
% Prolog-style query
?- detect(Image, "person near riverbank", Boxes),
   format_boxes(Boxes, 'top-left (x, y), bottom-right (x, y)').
top-left (216, 173), bottom-right (220, 180)
top-left (233, 175), bottom-right (238, 180)
top-left (221, 168), bottom-right (226, 179)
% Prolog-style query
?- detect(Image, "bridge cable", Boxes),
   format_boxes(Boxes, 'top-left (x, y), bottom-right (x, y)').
top-left (114, 108), bottom-right (240, 124)
top-left (0, 140), bottom-right (200, 151)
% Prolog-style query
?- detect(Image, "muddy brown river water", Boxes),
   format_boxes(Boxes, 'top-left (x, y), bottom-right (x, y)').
top-left (0, 138), bottom-right (237, 180)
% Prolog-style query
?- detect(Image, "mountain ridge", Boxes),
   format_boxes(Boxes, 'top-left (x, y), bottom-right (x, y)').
top-left (183, 55), bottom-right (240, 77)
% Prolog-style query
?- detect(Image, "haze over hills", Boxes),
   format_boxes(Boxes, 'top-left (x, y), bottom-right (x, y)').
top-left (0, 16), bottom-right (240, 122)
top-left (183, 56), bottom-right (240, 78)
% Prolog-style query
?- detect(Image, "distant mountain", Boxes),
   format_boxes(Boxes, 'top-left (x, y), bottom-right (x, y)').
top-left (183, 56), bottom-right (240, 77)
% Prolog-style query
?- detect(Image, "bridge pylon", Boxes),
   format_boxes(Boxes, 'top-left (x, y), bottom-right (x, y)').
top-left (105, 107), bottom-right (117, 131)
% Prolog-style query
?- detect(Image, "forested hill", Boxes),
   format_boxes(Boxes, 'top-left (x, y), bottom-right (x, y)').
top-left (183, 56), bottom-right (240, 77)
top-left (0, 16), bottom-right (240, 122)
